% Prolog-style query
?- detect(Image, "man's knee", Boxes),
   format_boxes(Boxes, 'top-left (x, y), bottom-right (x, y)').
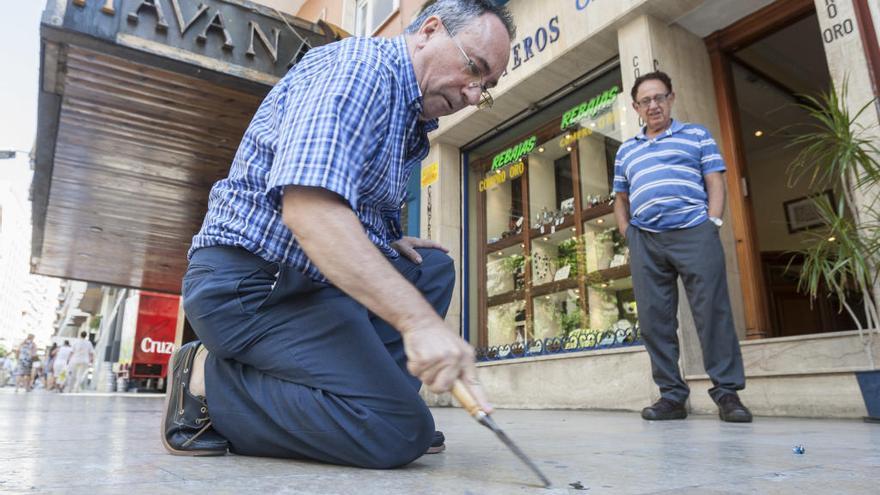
top-left (363, 403), bottom-right (434, 469)
top-left (413, 248), bottom-right (456, 291)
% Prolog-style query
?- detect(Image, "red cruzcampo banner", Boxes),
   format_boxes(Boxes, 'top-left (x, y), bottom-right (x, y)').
top-left (131, 292), bottom-right (179, 379)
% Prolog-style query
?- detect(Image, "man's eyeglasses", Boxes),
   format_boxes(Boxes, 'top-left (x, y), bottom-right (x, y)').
top-left (440, 20), bottom-right (493, 110)
top-left (635, 92), bottom-right (671, 108)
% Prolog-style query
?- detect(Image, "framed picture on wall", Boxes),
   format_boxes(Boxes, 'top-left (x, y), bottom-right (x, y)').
top-left (783, 190), bottom-right (834, 233)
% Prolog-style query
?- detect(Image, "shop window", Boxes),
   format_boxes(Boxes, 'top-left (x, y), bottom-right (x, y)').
top-left (399, 169), bottom-right (420, 237)
top-left (470, 65), bottom-right (638, 359)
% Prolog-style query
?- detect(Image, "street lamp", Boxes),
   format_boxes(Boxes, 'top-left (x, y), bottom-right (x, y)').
top-left (0, 150), bottom-right (31, 159)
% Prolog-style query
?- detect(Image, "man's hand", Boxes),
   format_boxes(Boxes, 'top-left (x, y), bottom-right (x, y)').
top-left (704, 172), bottom-right (726, 219)
top-left (402, 321), bottom-right (492, 413)
top-left (391, 236), bottom-right (449, 264)
top-left (283, 187), bottom-right (492, 411)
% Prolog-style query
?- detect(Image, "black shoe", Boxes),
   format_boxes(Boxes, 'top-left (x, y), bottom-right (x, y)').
top-left (426, 430), bottom-right (445, 454)
top-left (717, 394), bottom-right (753, 423)
top-left (161, 341), bottom-right (228, 456)
top-left (641, 398), bottom-right (688, 420)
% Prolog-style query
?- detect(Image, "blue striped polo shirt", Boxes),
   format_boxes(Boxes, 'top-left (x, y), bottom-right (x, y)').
top-left (613, 120), bottom-right (726, 232)
top-left (188, 36), bottom-right (437, 282)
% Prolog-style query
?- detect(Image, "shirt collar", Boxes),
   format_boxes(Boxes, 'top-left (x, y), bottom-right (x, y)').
top-left (636, 119), bottom-right (683, 141)
top-left (392, 36), bottom-right (439, 132)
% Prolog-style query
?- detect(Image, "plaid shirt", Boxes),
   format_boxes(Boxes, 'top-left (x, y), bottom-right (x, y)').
top-left (189, 36), bottom-right (438, 282)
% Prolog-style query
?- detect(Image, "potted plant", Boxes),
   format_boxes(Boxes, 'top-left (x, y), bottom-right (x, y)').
top-left (786, 82), bottom-right (880, 422)
top-left (500, 254), bottom-right (526, 291)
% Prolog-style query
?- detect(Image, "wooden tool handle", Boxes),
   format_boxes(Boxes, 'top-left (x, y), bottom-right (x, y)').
top-left (452, 379), bottom-right (484, 417)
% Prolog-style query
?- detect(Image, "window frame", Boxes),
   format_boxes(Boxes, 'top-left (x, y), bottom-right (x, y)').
top-left (354, 0), bottom-right (400, 37)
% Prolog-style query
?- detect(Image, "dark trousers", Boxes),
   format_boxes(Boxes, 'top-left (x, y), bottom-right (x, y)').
top-left (182, 245), bottom-right (455, 468)
top-left (627, 221), bottom-right (745, 404)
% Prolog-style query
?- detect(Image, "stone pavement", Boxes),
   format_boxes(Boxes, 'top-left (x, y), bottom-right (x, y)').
top-left (0, 387), bottom-right (878, 494)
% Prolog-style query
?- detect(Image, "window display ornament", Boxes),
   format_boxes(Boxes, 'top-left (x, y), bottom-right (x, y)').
top-left (535, 207), bottom-right (567, 233)
top-left (531, 252), bottom-right (554, 284)
top-left (500, 212), bottom-right (524, 239)
top-left (560, 197), bottom-right (575, 216)
top-left (553, 264), bottom-right (572, 281)
top-left (584, 192), bottom-right (615, 208)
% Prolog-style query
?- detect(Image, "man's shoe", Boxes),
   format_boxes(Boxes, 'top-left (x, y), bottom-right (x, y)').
top-left (161, 341), bottom-right (228, 456)
top-left (717, 394), bottom-right (753, 423)
top-left (426, 430), bottom-right (445, 454)
top-left (641, 398), bottom-right (688, 420)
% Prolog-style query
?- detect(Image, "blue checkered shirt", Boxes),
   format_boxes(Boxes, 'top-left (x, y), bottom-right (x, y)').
top-left (613, 120), bottom-right (726, 232)
top-left (189, 36), bottom-right (438, 282)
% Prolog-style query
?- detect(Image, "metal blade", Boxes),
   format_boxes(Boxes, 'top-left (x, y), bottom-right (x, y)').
top-left (478, 415), bottom-right (552, 488)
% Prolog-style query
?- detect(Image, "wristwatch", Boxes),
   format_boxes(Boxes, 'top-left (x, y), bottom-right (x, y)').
top-left (709, 216), bottom-right (723, 227)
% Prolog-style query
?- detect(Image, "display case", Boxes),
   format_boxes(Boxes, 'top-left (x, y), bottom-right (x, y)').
top-left (471, 66), bottom-right (639, 356)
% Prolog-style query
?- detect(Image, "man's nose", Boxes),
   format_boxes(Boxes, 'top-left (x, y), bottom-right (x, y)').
top-left (463, 83), bottom-right (481, 106)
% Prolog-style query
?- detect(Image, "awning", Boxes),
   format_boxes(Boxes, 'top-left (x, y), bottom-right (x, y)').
top-left (33, 0), bottom-right (342, 293)
top-left (77, 283), bottom-right (104, 314)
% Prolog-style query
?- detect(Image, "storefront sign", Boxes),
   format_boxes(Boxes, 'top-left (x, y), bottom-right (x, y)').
top-left (559, 127), bottom-right (593, 149)
top-left (139, 336), bottom-right (174, 355)
top-left (479, 160), bottom-right (524, 192)
top-left (426, 185), bottom-right (433, 239)
top-left (421, 162), bottom-right (439, 188)
top-left (820, 0), bottom-right (854, 44)
top-left (491, 136), bottom-right (537, 171)
top-left (131, 292), bottom-right (178, 368)
top-left (508, 16), bottom-right (560, 73)
top-left (68, 0), bottom-right (315, 77)
top-left (503, 0), bottom-right (605, 76)
top-left (560, 86), bottom-right (619, 129)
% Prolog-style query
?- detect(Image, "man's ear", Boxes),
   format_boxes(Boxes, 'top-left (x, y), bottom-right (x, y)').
top-left (416, 15), bottom-right (443, 46)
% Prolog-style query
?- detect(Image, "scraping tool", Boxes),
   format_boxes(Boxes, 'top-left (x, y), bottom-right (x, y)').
top-left (451, 380), bottom-right (552, 488)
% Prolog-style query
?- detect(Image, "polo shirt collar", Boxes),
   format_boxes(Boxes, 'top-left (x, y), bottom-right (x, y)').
top-left (636, 119), bottom-right (683, 140)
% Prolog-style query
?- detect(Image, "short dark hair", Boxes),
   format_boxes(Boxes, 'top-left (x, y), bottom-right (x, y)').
top-left (631, 71), bottom-right (673, 100)
top-left (80, 331), bottom-right (87, 338)
top-left (406, 0), bottom-right (516, 40)
top-left (64, 340), bottom-right (69, 346)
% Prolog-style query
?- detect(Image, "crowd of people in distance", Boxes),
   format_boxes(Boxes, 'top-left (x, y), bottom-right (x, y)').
top-left (0, 332), bottom-right (95, 393)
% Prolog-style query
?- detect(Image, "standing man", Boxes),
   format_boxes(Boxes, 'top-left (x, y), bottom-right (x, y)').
top-left (614, 71), bottom-right (752, 423)
top-left (164, 0), bottom-right (515, 468)
top-left (68, 331), bottom-right (95, 393)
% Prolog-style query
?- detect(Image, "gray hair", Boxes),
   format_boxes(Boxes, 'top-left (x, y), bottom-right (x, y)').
top-left (405, 0), bottom-right (516, 40)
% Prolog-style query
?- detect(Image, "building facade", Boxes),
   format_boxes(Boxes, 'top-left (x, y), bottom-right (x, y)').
top-left (33, 0), bottom-right (880, 416)
top-left (297, 0), bottom-right (880, 418)
top-left (0, 156), bottom-right (60, 352)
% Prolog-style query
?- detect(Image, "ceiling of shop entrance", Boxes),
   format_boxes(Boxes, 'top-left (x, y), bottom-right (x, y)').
top-left (34, 45), bottom-right (263, 293)
top-left (733, 13), bottom-right (831, 154)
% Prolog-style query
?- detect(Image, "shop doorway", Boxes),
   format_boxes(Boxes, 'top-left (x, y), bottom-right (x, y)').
top-left (708, 0), bottom-right (858, 338)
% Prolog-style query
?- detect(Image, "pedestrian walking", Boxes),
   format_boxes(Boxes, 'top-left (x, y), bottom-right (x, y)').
top-left (53, 340), bottom-right (73, 392)
top-left (613, 71), bottom-right (753, 423)
top-left (44, 343), bottom-right (58, 391)
top-left (15, 334), bottom-right (37, 393)
top-left (0, 352), bottom-right (14, 387)
top-left (68, 332), bottom-right (95, 393)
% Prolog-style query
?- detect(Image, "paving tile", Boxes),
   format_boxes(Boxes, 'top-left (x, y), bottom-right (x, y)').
top-left (1, 388), bottom-right (878, 495)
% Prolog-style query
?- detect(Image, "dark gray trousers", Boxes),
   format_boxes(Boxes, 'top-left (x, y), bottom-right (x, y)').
top-left (627, 220), bottom-right (745, 403)
top-left (183, 246), bottom-right (455, 468)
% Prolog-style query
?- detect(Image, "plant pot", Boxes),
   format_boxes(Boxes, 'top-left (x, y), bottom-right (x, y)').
top-left (855, 369), bottom-right (880, 422)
